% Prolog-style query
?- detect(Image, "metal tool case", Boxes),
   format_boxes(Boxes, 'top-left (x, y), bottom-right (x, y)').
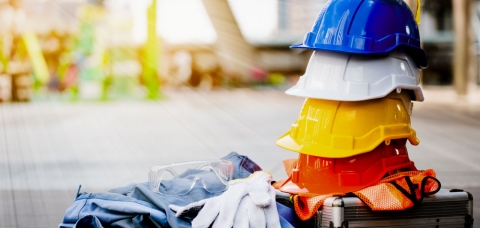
top-left (277, 188), bottom-right (474, 228)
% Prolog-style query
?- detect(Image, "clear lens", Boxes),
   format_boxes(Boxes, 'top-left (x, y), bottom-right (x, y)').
top-left (149, 160), bottom-right (234, 195)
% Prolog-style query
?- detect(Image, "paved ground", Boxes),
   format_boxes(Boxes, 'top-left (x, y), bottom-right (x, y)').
top-left (1, 86), bottom-right (479, 227)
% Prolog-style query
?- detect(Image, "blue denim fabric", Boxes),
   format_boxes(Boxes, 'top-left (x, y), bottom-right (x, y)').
top-left (276, 202), bottom-right (300, 228)
top-left (221, 151), bottom-right (262, 179)
top-left (73, 215), bottom-right (102, 227)
top-left (67, 203), bottom-right (294, 228)
top-left (59, 152), bottom-right (293, 228)
top-left (59, 186), bottom-right (172, 228)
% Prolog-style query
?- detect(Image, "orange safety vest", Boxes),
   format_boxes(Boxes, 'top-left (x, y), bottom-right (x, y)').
top-left (273, 159), bottom-right (441, 221)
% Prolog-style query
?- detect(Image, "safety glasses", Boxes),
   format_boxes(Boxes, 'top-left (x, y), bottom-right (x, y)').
top-left (149, 160), bottom-right (234, 196)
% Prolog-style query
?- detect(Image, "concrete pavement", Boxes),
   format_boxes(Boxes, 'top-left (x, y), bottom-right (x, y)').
top-left (1, 87), bottom-right (479, 227)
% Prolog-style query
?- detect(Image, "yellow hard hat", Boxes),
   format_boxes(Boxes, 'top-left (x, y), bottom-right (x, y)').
top-left (276, 94), bottom-right (420, 158)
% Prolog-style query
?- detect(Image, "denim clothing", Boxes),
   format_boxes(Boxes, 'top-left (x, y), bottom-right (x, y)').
top-left (59, 190), bottom-right (169, 227)
top-left (59, 152), bottom-right (293, 228)
top-left (221, 151), bottom-right (262, 179)
top-left (276, 201), bottom-right (301, 228)
top-left (66, 203), bottom-right (295, 228)
top-left (73, 215), bottom-right (102, 227)
top-left (60, 182), bottom-right (215, 228)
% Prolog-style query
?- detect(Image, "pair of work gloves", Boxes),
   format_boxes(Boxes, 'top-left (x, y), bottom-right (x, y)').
top-left (169, 171), bottom-right (281, 228)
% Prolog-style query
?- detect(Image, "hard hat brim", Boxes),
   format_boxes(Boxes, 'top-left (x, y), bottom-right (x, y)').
top-left (276, 128), bottom-right (420, 158)
top-left (290, 44), bottom-right (428, 69)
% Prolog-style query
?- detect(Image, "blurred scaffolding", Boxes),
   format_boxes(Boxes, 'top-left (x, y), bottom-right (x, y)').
top-left (0, 0), bottom-right (479, 103)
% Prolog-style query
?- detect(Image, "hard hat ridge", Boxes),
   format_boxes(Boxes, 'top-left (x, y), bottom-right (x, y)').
top-left (292, 0), bottom-right (427, 68)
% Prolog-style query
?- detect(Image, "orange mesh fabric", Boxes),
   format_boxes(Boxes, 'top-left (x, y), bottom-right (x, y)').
top-left (353, 183), bottom-right (414, 210)
top-left (292, 193), bottom-right (341, 221)
top-left (278, 169), bottom-right (440, 220)
top-left (353, 169), bottom-right (440, 211)
top-left (282, 158), bottom-right (298, 176)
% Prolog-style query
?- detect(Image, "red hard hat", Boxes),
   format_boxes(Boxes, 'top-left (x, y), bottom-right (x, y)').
top-left (280, 139), bottom-right (417, 195)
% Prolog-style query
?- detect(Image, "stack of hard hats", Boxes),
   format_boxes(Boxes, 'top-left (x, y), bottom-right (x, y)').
top-left (276, 0), bottom-right (426, 195)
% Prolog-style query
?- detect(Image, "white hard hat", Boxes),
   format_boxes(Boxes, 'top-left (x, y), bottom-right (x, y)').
top-left (286, 50), bottom-right (424, 101)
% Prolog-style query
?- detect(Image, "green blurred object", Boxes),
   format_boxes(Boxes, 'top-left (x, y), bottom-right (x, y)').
top-left (67, 4), bottom-right (107, 101)
top-left (112, 76), bottom-right (137, 99)
top-left (141, 0), bottom-right (161, 100)
top-left (22, 32), bottom-right (49, 85)
top-left (101, 50), bottom-right (112, 101)
top-left (268, 73), bottom-right (286, 86)
top-left (101, 76), bottom-right (112, 101)
top-left (76, 23), bottom-right (95, 56)
top-left (0, 47), bottom-right (8, 72)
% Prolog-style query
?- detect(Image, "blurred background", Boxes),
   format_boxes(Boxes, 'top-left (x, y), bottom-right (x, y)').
top-left (1, 0), bottom-right (480, 227)
top-left (0, 0), bottom-right (478, 100)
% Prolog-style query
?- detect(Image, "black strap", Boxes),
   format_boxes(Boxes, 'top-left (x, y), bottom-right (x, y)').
top-left (391, 176), bottom-right (420, 205)
top-left (76, 184), bottom-right (82, 198)
top-left (390, 175), bottom-right (441, 207)
top-left (421, 176), bottom-right (441, 196)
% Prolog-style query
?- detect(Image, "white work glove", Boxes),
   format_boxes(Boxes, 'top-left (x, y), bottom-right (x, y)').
top-left (169, 171), bottom-right (281, 228)
top-left (233, 185), bottom-right (280, 228)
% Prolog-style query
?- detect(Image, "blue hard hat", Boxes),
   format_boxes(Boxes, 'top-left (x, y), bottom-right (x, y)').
top-left (291, 0), bottom-right (427, 69)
